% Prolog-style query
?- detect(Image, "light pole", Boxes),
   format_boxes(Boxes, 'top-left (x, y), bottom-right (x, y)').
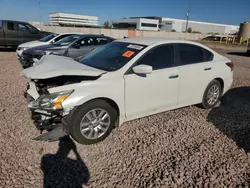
top-left (185, 11), bottom-right (189, 32)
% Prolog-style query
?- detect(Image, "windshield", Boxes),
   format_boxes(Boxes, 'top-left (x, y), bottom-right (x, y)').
top-left (54, 35), bottom-right (80, 46)
top-left (39, 33), bottom-right (58, 42)
top-left (79, 42), bottom-right (146, 71)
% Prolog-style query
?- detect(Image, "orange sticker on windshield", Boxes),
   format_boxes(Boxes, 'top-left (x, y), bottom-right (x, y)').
top-left (122, 50), bottom-right (135, 58)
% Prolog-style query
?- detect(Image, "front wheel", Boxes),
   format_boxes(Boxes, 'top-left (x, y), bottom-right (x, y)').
top-left (70, 100), bottom-right (118, 145)
top-left (200, 80), bottom-right (222, 109)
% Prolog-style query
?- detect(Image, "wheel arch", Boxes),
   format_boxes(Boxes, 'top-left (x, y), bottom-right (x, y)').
top-left (214, 77), bottom-right (224, 93)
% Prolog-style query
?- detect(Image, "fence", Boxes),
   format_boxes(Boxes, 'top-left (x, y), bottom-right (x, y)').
top-left (33, 24), bottom-right (204, 41)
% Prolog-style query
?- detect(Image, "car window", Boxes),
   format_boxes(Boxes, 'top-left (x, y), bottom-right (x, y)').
top-left (54, 34), bottom-right (71, 42)
top-left (7, 22), bottom-right (15, 30)
top-left (39, 33), bottom-right (58, 42)
top-left (177, 44), bottom-right (204, 65)
top-left (79, 41), bottom-right (146, 71)
top-left (135, 44), bottom-right (175, 70)
top-left (77, 37), bottom-right (95, 46)
top-left (0, 20), bottom-right (2, 28)
top-left (203, 49), bottom-right (214, 61)
top-left (17, 23), bottom-right (29, 31)
top-left (54, 35), bottom-right (80, 46)
top-left (95, 37), bottom-right (109, 45)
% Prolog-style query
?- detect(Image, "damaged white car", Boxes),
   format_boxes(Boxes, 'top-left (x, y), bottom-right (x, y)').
top-left (21, 37), bottom-right (233, 145)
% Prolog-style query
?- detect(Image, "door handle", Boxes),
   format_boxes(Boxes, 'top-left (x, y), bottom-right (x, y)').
top-left (204, 67), bottom-right (211, 71)
top-left (169, 74), bottom-right (179, 79)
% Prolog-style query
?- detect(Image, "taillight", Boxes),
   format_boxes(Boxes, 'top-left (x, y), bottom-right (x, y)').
top-left (226, 62), bottom-right (234, 71)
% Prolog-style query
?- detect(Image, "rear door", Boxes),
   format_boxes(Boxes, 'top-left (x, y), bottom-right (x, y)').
top-left (4, 21), bottom-right (20, 46)
top-left (177, 43), bottom-right (215, 106)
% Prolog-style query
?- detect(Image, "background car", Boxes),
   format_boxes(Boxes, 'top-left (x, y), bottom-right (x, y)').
top-left (22, 37), bottom-right (233, 145)
top-left (20, 34), bottom-right (115, 68)
top-left (201, 35), bottom-right (221, 41)
top-left (0, 20), bottom-right (51, 47)
top-left (16, 32), bottom-right (83, 58)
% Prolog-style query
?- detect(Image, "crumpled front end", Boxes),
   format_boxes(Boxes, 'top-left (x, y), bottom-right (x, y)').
top-left (25, 81), bottom-right (71, 141)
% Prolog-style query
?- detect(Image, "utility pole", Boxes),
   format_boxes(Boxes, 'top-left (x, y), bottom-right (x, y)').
top-left (185, 4), bottom-right (191, 32)
top-left (185, 11), bottom-right (189, 32)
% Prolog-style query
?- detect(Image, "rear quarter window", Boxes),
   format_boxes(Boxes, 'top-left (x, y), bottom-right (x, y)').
top-left (203, 49), bottom-right (214, 61)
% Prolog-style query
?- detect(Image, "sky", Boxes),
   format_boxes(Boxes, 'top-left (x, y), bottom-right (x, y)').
top-left (0, 0), bottom-right (249, 26)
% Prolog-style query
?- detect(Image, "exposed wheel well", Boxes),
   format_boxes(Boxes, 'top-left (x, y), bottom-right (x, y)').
top-left (84, 98), bottom-right (120, 117)
top-left (214, 78), bottom-right (224, 93)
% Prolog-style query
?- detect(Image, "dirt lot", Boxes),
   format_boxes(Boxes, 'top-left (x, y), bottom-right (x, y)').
top-left (0, 47), bottom-right (250, 187)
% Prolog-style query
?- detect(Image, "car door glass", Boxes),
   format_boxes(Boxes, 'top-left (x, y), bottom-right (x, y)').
top-left (96, 37), bottom-right (109, 45)
top-left (203, 49), bottom-right (214, 61)
top-left (178, 44), bottom-right (204, 65)
top-left (54, 34), bottom-right (71, 42)
top-left (77, 38), bottom-right (94, 47)
top-left (7, 22), bottom-right (15, 30)
top-left (136, 44), bottom-right (175, 70)
top-left (18, 23), bottom-right (29, 31)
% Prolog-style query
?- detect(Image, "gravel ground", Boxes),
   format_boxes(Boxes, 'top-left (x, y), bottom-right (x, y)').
top-left (0, 48), bottom-right (250, 187)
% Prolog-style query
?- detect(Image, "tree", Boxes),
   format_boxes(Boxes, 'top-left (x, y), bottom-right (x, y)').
top-left (104, 21), bottom-right (111, 29)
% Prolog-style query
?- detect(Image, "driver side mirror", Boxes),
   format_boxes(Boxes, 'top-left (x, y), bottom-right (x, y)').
top-left (50, 39), bottom-right (55, 44)
top-left (132, 64), bottom-right (153, 74)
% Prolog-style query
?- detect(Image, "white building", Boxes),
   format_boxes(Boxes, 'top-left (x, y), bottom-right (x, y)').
top-left (49, 12), bottom-right (98, 27)
top-left (161, 17), bottom-right (239, 34)
top-left (112, 18), bottom-right (159, 31)
top-left (112, 17), bottom-right (239, 34)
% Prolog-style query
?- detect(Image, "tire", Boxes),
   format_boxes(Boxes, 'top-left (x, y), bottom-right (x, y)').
top-left (200, 80), bottom-right (222, 109)
top-left (69, 99), bottom-right (118, 145)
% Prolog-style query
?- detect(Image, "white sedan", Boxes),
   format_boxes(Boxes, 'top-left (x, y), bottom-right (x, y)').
top-left (22, 37), bottom-right (233, 145)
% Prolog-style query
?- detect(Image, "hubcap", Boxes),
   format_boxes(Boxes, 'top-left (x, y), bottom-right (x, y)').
top-left (207, 85), bottom-right (220, 105)
top-left (80, 109), bottom-right (111, 140)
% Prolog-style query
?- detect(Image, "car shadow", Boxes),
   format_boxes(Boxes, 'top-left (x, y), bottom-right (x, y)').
top-left (207, 87), bottom-right (250, 152)
top-left (41, 136), bottom-right (89, 188)
top-left (227, 52), bottom-right (249, 57)
top-left (0, 47), bottom-right (16, 52)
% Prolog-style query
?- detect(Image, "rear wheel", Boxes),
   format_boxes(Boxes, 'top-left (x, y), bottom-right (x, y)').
top-left (70, 100), bottom-right (118, 145)
top-left (200, 80), bottom-right (222, 109)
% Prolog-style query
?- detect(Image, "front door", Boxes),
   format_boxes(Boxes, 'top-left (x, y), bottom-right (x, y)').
top-left (67, 37), bottom-right (96, 58)
top-left (124, 44), bottom-right (179, 118)
top-left (16, 22), bottom-right (39, 43)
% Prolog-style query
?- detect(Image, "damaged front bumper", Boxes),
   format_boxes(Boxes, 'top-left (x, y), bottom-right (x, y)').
top-left (25, 82), bottom-right (70, 142)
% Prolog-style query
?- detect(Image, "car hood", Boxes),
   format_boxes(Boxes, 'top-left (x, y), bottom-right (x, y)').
top-left (18, 41), bottom-right (48, 48)
top-left (21, 55), bottom-right (106, 79)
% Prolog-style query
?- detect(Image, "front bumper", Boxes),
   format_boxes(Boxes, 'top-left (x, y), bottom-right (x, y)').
top-left (25, 82), bottom-right (70, 141)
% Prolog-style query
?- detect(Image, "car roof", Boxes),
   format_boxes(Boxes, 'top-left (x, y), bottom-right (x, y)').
top-left (117, 37), bottom-right (200, 46)
top-left (58, 32), bottom-right (85, 35)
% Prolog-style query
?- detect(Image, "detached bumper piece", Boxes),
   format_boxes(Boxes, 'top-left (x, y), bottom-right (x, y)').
top-left (34, 122), bottom-right (69, 142)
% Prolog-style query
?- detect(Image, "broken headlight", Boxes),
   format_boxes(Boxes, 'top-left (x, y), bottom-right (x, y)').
top-left (28, 90), bottom-right (74, 110)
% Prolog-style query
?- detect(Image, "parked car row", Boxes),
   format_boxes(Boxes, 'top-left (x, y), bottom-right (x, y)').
top-left (19, 34), bottom-right (115, 68)
top-left (19, 35), bottom-right (233, 145)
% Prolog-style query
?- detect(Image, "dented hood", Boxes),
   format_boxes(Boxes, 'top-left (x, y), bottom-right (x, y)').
top-left (21, 55), bottom-right (106, 79)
